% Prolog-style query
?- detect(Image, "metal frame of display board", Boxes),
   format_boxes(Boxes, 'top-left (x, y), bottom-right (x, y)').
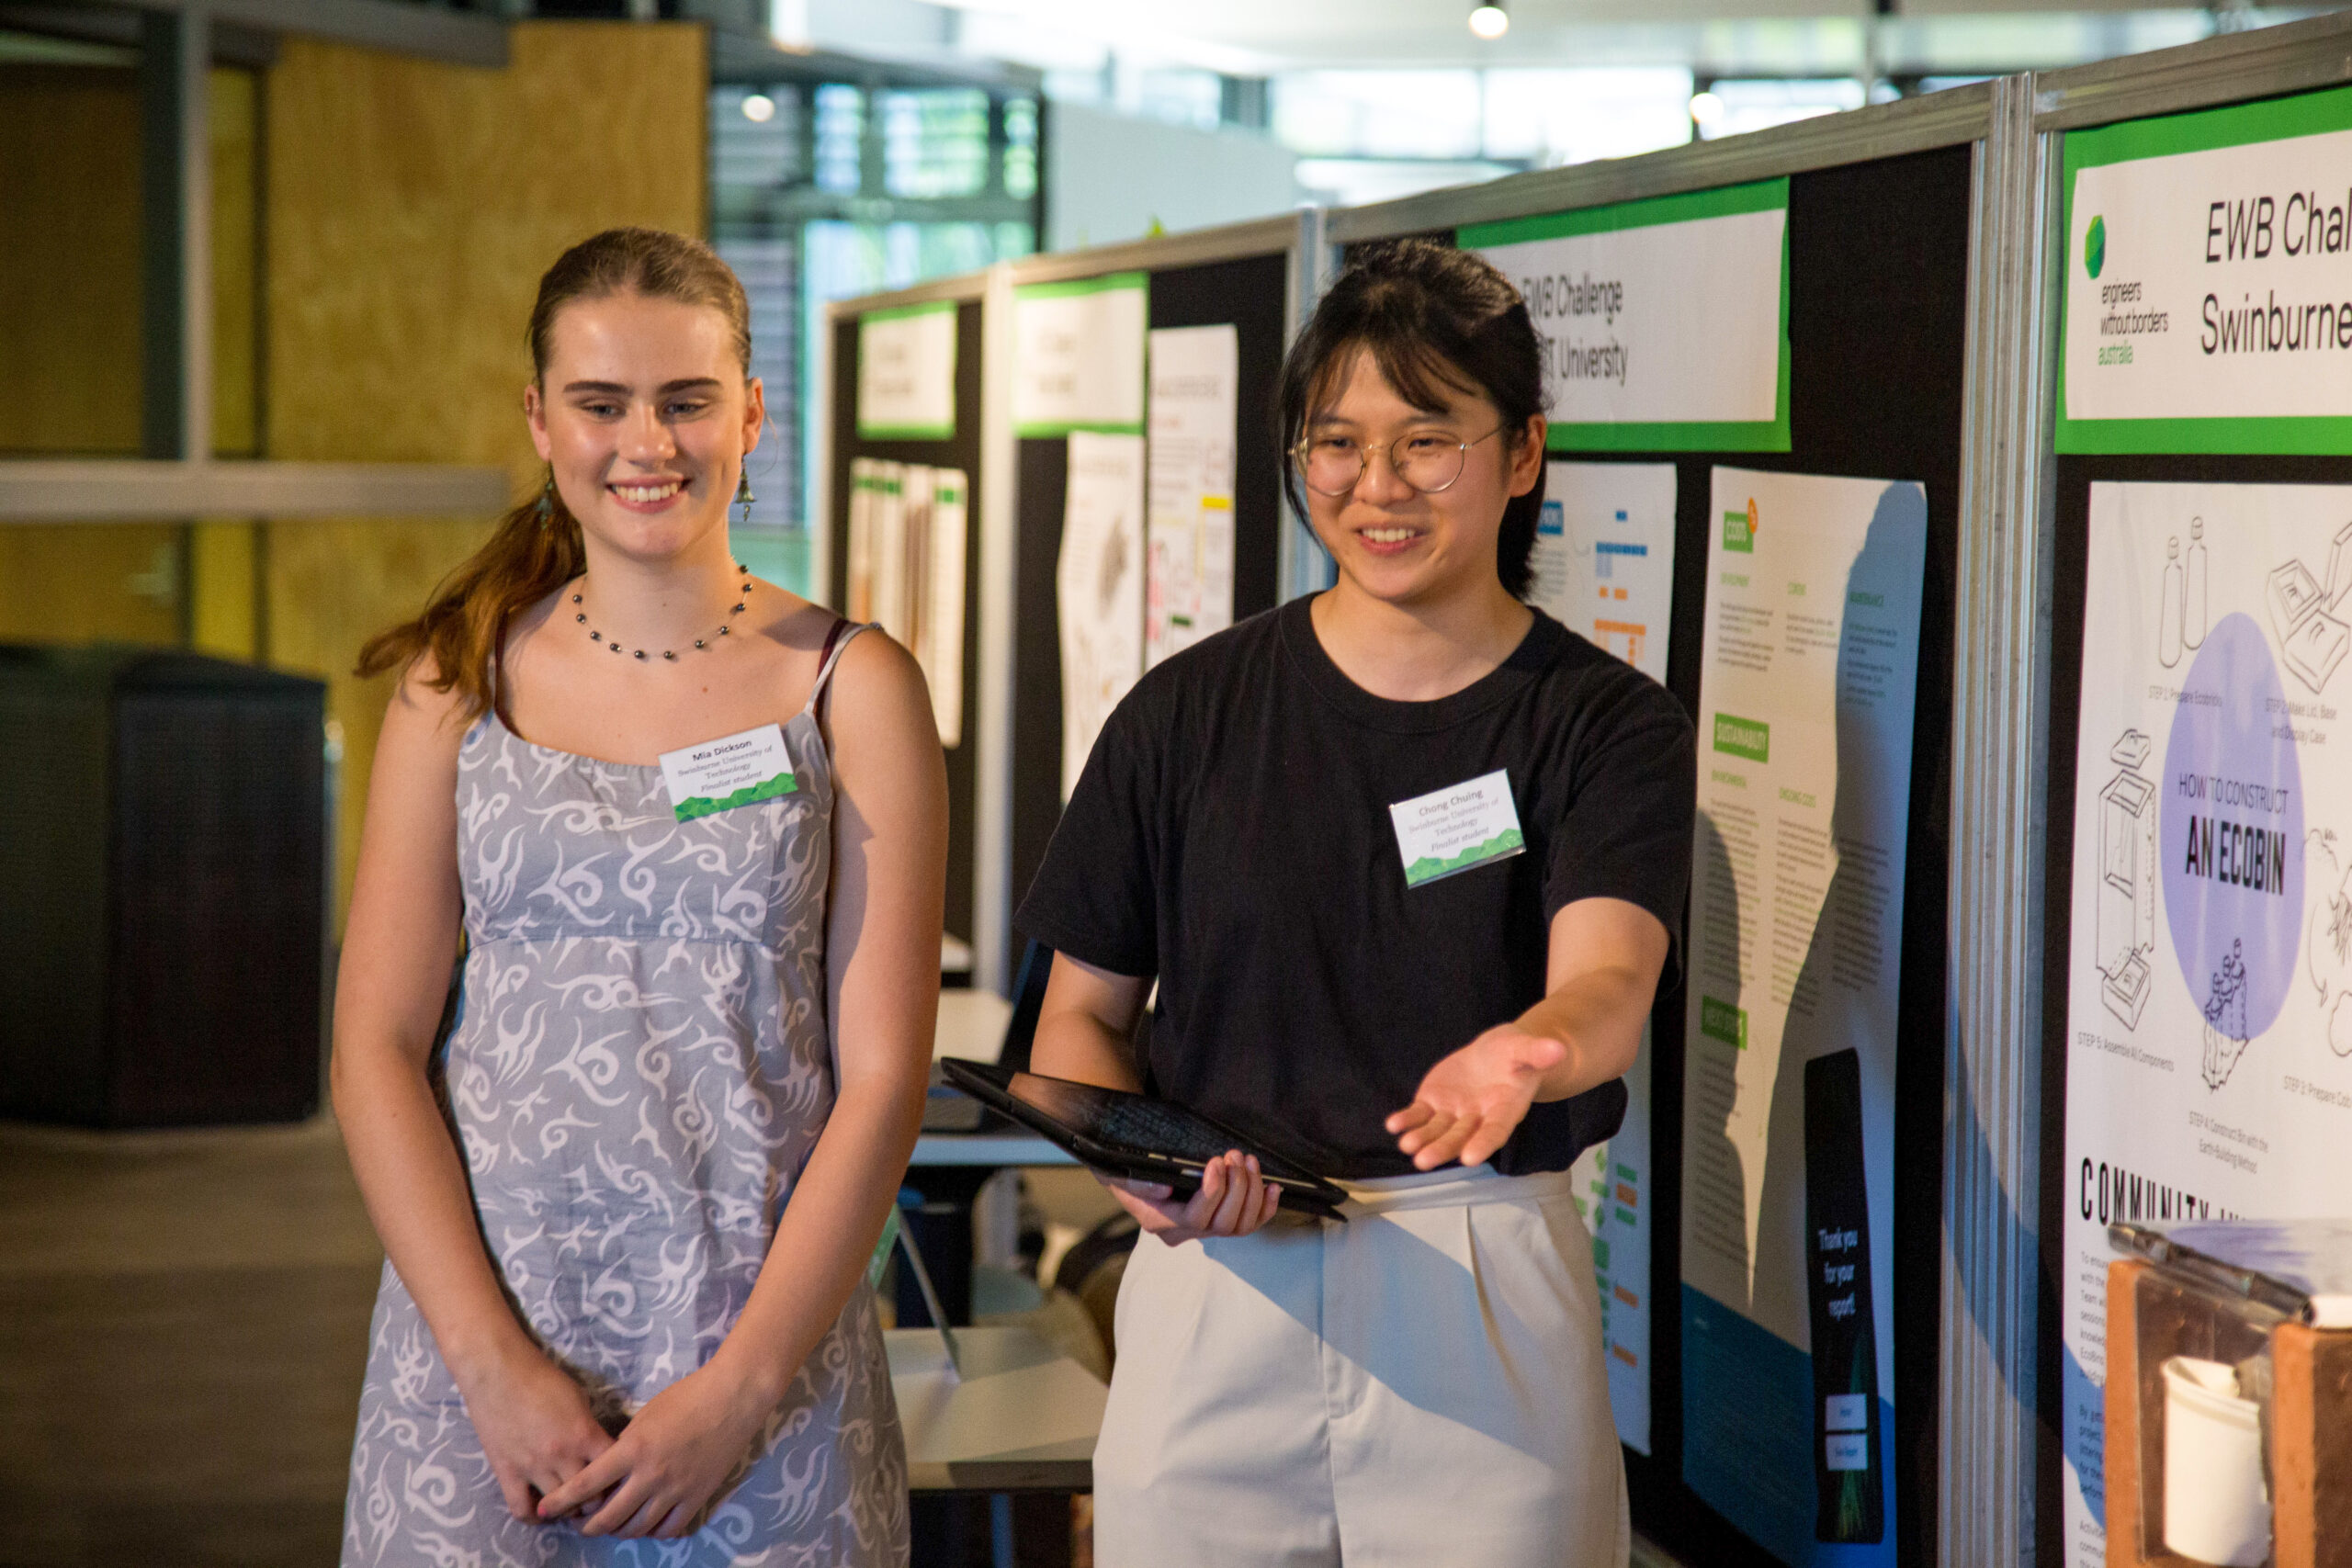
top-left (1332, 88), bottom-right (2030, 1568)
top-left (2003, 16), bottom-right (2352, 1568)
top-left (823, 211), bottom-right (1318, 997)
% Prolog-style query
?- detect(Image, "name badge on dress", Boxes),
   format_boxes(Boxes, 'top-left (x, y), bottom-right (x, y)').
top-left (658, 723), bottom-right (797, 821)
top-left (1388, 767), bottom-right (1524, 889)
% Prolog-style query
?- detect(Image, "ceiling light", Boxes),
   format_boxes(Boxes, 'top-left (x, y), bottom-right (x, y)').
top-left (1690, 91), bottom-right (1725, 127)
top-left (1468, 4), bottom-right (1509, 40)
top-left (741, 92), bottom-right (776, 123)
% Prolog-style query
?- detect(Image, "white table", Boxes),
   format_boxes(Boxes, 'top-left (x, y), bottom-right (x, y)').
top-left (917, 990), bottom-right (1075, 1168)
top-left (932, 987), bottom-right (1012, 1064)
top-left (886, 1324), bottom-right (1105, 1493)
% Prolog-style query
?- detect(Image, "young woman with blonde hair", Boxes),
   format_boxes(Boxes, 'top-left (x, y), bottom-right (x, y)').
top-left (334, 227), bottom-right (943, 1563)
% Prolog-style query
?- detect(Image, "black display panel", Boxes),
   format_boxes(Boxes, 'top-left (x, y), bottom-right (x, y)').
top-left (1365, 144), bottom-right (1970, 1568)
top-left (2034, 445), bottom-right (2352, 1568)
top-left (1006, 250), bottom-right (1291, 985)
top-left (828, 298), bottom-right (985, 960)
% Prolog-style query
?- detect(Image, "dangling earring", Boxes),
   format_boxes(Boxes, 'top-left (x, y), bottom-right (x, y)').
top-left (735, 468), bottom-right (755, 529)
top-left (534, 469), bottom-right (556, 525)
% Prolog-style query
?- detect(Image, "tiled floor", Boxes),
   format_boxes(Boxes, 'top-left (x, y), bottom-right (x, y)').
top-left (0, 1115), bottom-right (380, 1566)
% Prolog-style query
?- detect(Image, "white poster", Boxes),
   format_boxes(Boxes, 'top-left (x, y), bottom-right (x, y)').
top-left (1146, 323), bottom-right (1239, 670)
top-left (1014, 275), bottom-right (1148, 437)
top-left (856, 301), bottom-right (957, 439)
top-left (1569, 1023), bottom-right (1657, 1455)
top-left (872, 461), bottom-right (909, 644)
top-left (1533, 461), bottom-right (1678, 682)
top-left (2061, 91), bottom-right (2352, 448)
top-left (924, 468), bottom-right (968, 748)
top-left (1679, 467), bottom-right (1926, 1567)
top-left (1542, 461), bottom-right (1677, 1456)
top-left (842, 459), bottom-right (967, 746)
top-left (1461, 180), bottom-right (1789, 448)
top-left (2061, 480), bottom-right (2352, 1568)
top-left (845, 457), bottom-right (876, 623)
top-left (1058, 432), bottom-right (1147, 801)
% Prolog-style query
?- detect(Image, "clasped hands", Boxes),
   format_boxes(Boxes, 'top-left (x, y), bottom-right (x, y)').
top-left (1098, 1023), bottom-right (1567, 1243)
top-left (458, 1337), bottom-right (777, 1540)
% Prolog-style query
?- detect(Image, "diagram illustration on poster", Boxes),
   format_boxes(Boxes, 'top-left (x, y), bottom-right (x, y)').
top-left (2060, 480), bottom-right (2352, 1568)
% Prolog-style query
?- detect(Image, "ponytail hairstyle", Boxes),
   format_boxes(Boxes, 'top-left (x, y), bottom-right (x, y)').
top-left (1276, 239), bottom-right (1548, 599)
top-left (356, 227), bottom-right (753, 728)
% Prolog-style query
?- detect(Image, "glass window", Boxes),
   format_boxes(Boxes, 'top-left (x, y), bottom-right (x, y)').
top-left (813, 83), bottom-right (864, 196)
top-left (881, 87), bottom-right (989, 198)
top-left (1692, 78), bottom-right (1867, 142)
top-left (1003, 97), bottom-right (1038, 201)
top-left (1274, 72), bottom-right (1484, 161)
top-left (1481, 68), bottom-right (1693, 167)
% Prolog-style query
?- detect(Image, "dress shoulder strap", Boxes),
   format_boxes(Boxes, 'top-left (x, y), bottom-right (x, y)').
top-left (803, 618), bottom-right (877, 720)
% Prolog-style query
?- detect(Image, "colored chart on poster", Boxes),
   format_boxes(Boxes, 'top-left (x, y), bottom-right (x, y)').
top-left (1145, 323), bottom-right (1238, 670)
top-left (2061, 481), bottom-right (2352, 1568)
top-left (1569, 1022), bottom-right (1657, 1454)
top-left (1679, 467), bottom-right (1926, 1568)
top-left (1533, 461), bottom-right (1677, 682)
top-left (1545, 460), bottom-right (1677, 1454)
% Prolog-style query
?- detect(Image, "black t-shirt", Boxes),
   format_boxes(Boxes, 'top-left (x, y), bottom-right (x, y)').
top-left (1016, 595), bottom-right (1696, 1179)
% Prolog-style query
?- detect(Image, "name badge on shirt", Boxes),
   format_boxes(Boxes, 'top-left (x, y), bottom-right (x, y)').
top-left (658, 723), bottom-right (797, 821)
top-left (1388, 767), bottom-right (1524, 889)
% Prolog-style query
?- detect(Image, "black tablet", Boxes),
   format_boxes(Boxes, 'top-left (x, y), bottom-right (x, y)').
top-left (937, 1058), bottom-right (1351, 1221)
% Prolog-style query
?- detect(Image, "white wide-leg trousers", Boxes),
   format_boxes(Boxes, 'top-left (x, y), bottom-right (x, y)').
top-left (1093, 1165), bottom-right (1630, 1568)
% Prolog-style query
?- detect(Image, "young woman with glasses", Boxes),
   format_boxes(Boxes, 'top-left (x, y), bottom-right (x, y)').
top-left (1015, 238), bottom-right (1695, 1566)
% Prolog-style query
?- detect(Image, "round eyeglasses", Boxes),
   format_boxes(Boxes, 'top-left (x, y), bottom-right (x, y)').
top-left (1292, 424), bottom-right (1506, 498)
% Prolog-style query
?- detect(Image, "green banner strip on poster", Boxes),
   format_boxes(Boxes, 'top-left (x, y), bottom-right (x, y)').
top-left (1464, 178), bottom-right (1792, 454)
top-left (1011, 270), bottom-right (1149, 303)
top-left (858, 424), bottom-right (957, 440)
top-left (860, 299), bottom-right (957, 325)
top-left (2057, 83), bottom-right (2352, 456)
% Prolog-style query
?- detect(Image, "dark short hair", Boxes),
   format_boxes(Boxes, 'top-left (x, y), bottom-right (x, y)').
top-left (1277, 239), bottom-right (1548, 598)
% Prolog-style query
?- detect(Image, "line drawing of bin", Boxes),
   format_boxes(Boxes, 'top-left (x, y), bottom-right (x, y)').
top-left (2099, 728), bottom-right (2158, 1030)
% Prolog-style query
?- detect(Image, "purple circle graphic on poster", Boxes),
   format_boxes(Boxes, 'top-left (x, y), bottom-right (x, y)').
top-left (2161, 611), bottom-right (2303, 1055)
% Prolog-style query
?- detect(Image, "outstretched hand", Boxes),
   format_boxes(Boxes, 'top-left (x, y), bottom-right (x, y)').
top-left (1386, 1025), bottom-right (1567, 1171)
top-left (1098, 1150), bottom-right (1282, 1244)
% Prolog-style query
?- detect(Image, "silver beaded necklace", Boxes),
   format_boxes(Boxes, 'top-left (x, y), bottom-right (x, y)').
top-left (571, 562), bottom-right (754, 661)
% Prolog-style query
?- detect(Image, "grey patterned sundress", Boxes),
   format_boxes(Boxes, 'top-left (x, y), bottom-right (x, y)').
top-left (341, 624), bottom-right (909, 1567)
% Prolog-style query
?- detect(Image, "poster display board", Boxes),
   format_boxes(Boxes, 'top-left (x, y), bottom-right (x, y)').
top-left (2060, 85), bottom-right (2352, 455)
top-left (1145, 323), bottom-right (1239, 670)
top-left (1539, 459), bottom-right (1678, 1456)
top-left (2060, 479), bottom-right (2352, 1568)
top-left (856, 300), bottom-right (957, 441)
top-left (844, 457), bottom-right (968, 745)
top-left (1013, 274), bottom-right (1148, 437)
top-left (1679, 467), bottom-right (1926, 1568)
top-left (1057, 432), bottom-right (1147, 800)
top-left (1459, 181), bottom-right (1791, 452)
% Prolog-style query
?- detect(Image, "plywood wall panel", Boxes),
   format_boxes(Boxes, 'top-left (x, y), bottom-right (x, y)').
top-left (0, 65), bottom-right (141, 457)
top-left (0, 527), bottom-right (185, 647)
top-left (263, 22), bottom-right (708, 924)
